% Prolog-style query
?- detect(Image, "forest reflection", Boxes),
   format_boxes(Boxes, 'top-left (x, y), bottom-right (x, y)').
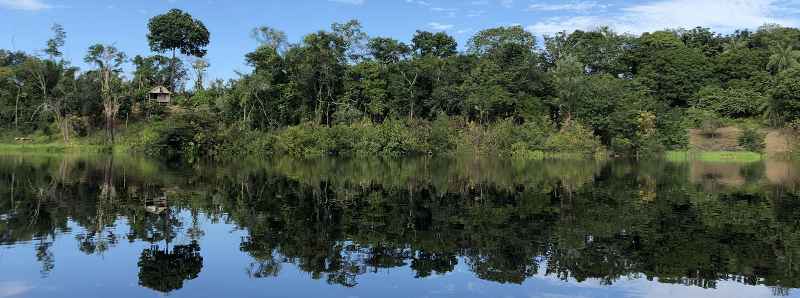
top-left (2, 154), bottom-right (800, 294)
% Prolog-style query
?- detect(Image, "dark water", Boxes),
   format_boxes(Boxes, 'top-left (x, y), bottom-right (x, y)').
top-left (2, 155), bottom-right (800, 298)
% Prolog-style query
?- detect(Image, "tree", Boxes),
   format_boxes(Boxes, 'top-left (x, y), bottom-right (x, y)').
top-left (44, 23), bottom-right (66, 60)
top-left (132, 55), bottom-right (186, 90)
top-left (766, 68), bottom-right (800, 125)
top-left (676, 27), bottom-right (725, 57)
top-left (84, 44), bottom-right (126, 144)
top-left (367, 37), bottom-right (410, 64)
top-left (544, 27), bottom-right (629, 76)
top-left (147, 9), bottom-right (210, 91)
top-left (634, 43), bottom-right (711, 107)
top-left (467, 26), bottom-right (536, 56)
top-left (412, 31), bottom-right (457, 58)
top-left (191, 58), bottom-right (209, 91)
top-left (767, 42), bottom-right (800, 74)
top-left (251, 26), bottom-right (288, 53)
top-left (550, 55), bottom-right (586, 126)
top-left (26, 25), bottom-right (73, 143)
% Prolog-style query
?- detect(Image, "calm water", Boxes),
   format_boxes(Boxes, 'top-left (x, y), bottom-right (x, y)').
top-left (2, 155), bottom-right (800, 298)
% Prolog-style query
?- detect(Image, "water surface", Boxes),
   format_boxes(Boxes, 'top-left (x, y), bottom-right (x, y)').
top-left (2, 155), bottom-right (800, 298)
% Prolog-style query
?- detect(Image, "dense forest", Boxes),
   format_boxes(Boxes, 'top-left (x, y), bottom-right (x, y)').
top-left (1, 8), bottom-right (800, 159)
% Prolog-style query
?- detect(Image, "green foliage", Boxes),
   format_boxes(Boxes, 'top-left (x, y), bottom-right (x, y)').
top-left (684, 107), bottom-right (720, 128)
top-left (635, 46), bottom-right (712, 107)
top-left (543, 123), bottom-right (603, 155)
top-left (767, 68), bottom-right (800, 125)
top-left (738, 127), bottom-right (766, 153)
top-left (147, 9), bottom-right (210, 58)
top-left (700, 116), bottom-right (724, 138)
top-left (5, 19), bottom-right (800, 159)
top-left (693, 86), bottom-right (766, 118)
top-left (274, 120), bottom-right (431, 159)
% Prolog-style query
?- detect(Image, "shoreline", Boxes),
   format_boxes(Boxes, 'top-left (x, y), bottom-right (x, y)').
top-left (0, 143), bottom-right (774, 163)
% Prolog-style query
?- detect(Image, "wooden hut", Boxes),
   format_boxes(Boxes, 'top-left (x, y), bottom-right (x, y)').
top-left (148, 86), bottom-right (172, 105)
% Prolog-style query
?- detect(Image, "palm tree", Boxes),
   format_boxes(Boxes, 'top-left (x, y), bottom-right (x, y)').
top-left (768, 42), bottom-right (800, 74)
top-left (722, 37), bottom-right (746, 53)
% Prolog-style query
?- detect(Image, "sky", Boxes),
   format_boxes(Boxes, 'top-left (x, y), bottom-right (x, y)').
top-left (1, 0), bottom-right (800, 81)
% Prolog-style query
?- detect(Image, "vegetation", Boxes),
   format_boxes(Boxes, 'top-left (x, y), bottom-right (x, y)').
top-left (666, 150), bottom-right (764, 163)
top-left (2, 10), bottom-right (800, 160)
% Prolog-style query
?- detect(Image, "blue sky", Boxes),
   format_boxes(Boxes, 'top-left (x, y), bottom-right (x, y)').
top-left (2, 0), bottom-right (800, 81)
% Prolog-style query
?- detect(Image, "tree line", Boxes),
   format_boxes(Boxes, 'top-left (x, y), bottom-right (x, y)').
top-left (1, 9), bottom-right (800, 158)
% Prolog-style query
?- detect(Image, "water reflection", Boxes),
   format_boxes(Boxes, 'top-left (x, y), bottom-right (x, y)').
top-left (2, 154), bottom-right (800, 297)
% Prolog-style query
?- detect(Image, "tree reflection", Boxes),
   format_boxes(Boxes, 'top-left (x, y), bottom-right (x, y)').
top-left (137, 241), bottom-right (203, 293)
top-left (3, 155), bottom-right (800, 294)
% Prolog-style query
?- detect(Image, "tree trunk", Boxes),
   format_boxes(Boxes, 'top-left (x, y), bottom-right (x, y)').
top-left (14, 85), bottom-right (20, 130)
top-left (61, 117), bottom-right (69, 144)
top-left (106, 116), bottom-right (114, 144)
top-left (170, 49), bottom-right (177, 91)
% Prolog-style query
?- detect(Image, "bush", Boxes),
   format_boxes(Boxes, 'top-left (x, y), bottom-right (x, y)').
top-left (700, 117), bottom-right (723, 138)
top-left (543, 122), bottom-right (603, 155)
top-left (684, 107), bottom-right (720, 128)
top-left (134, 109), bottom-right (222, 162)
top-left (767, 68), bottom-right (800, 126)
top-left (274, 119), bottom-right (432, 159)
top-left (738, 127), bottom-right (766, 153)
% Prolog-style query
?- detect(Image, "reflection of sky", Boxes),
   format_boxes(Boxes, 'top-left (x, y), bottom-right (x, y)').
top-left (0, 213), bottom-right (795, 298)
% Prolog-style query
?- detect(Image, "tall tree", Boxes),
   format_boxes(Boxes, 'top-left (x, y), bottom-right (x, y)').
top-left (251, 26), bottom-right (288, 53)
top-left (147, 9), bottom-right (210, 91)
top-left (191, 58), bottom-right (209, 91)
top-left (767, 42), bottom-right (800, 74)
top-left (28, 25), bottom-right (73, 143)
top-left (43, 23), bottom-right (66, 60)
top-left (412, 31), bottom-right (457, 58)
top-left (84, 44), bottom-right (126, 144)
top-left (550, 55), bottom-right (587, 126)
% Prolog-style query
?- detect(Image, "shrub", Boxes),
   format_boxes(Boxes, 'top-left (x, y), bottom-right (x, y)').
top-left (684, 107), bottom-right (720, 128)
top-left (700, 117), bottom-right (723, 138)
top-left (738, 127), bottom-right (766, 153)
top-left (544, 122), bottom-right (603, 154)
top-left (767, 68), bottom-right (800, 126)
top-left (134, 109), bottom-right (222, 161)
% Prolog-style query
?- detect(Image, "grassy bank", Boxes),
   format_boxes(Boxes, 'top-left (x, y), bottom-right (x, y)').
top-left (665, 150), bottom-right (764, 163)
top-left (0, 143), bottom-right (112, 154)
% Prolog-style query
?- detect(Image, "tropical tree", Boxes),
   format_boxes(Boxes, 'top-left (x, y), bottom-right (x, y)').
top-left (84, 44), bottom-right (126, 143)
top-left (550, 55), bottom-right (586, 126)
top-left (43, 23), bottom-right (66, 60)
top-left (767, 42), bottom-right (800, 74)
top-left (191, 58), bottom-right (209, 91)
top-left (147, 9), bottom-right (210, 91)
top-left (251, 26), bottom-right (288, 53)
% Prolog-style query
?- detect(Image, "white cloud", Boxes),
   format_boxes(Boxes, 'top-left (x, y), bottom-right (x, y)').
top-left (526, 0), bottom-right (797, 36)
top-left (528, 1), bottom-right (609, 12)
top-left (328, 0), bottom-right (364, 5)
top-left (406, 0), bottom-right (431, 7)
top-left (0, 0), bottom-right (51, 11)
top-left (526, 16), bottom-right (607, 35)
top-left (431, 7), bottom-right (458, 17)
top-left (499, 0), bottom-right (513, 8)
top-left (428, 22), bottom-right (454, 30)
top-left (622, 0), bottom-right (790, 31)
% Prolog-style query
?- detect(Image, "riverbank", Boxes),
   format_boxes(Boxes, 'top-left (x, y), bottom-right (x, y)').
top-left (0, 122), bottom-right (793, 162)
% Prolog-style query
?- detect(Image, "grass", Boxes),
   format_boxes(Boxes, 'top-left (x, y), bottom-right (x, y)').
top-left (0, 142), bottom-right (111, 154)
top-left (665, 150), bottom-right (763, 163)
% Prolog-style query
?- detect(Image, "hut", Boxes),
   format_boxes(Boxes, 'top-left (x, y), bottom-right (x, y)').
top-left (148, 86), bottom-right (172, 105)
